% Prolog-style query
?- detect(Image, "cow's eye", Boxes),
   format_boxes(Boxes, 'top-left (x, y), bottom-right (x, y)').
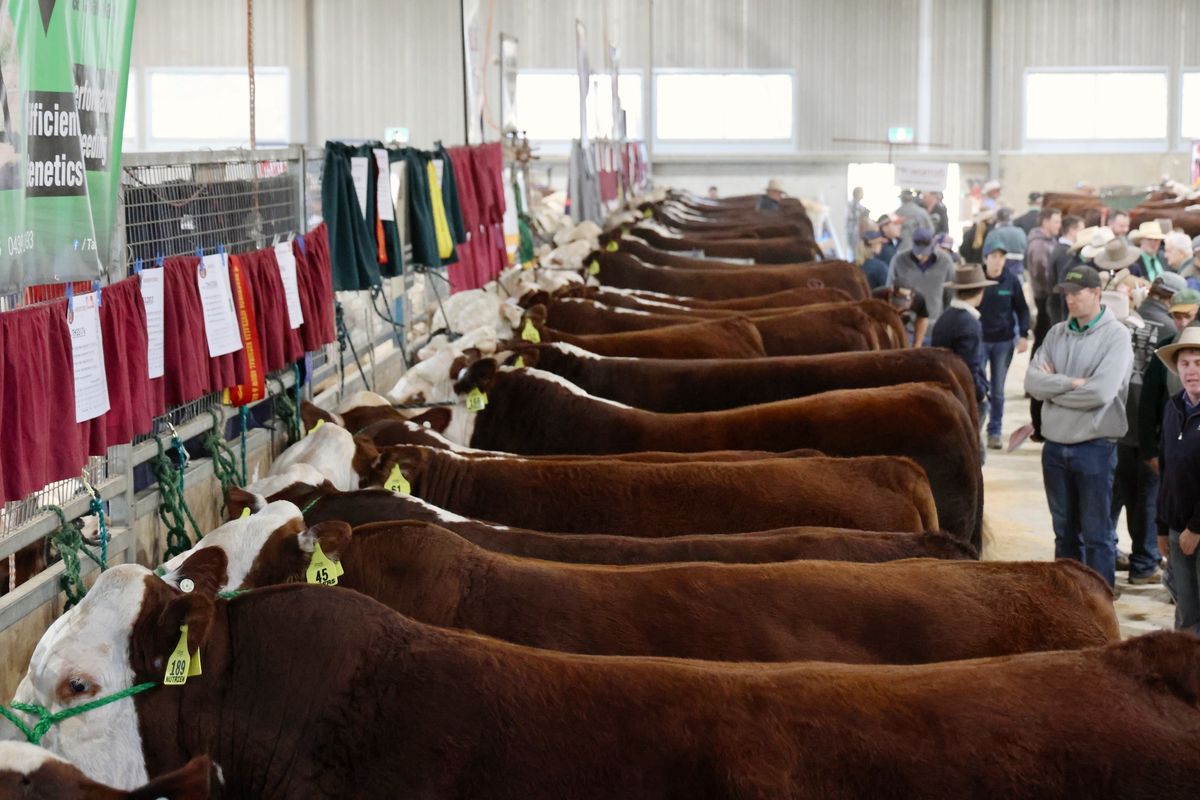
top-left (67, 677), bottom-right (90, 694)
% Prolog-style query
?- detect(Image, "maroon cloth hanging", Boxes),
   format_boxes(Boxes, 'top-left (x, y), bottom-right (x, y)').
top-left (0, 303), bottom-right (85, 503)
top-left (296, 224), bottom-right (336, 351)
top-left (241, 248), bottom-right (303, 373)
top-left (99, 277), bottom-right (156, 445)
top-left (161, 255), bottom-right (212, 407)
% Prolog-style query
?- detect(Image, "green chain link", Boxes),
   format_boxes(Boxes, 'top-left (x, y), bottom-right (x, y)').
top-left (152, 436), bottom-right (202, 560)
top-left (42, 506), bottom-right (103, 609)
top-left (202, 409), bottom-right (242, 503)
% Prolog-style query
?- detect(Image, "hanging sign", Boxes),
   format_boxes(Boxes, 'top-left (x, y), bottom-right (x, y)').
top-left (138, 265), bottom-right (165, 379)
top-left (894, 161), bottom-right (948, 193)
top-left (68, 288), bottom-right (109, 422)
top-left (273, 242), bottom-right (304, 329)
top-left (196, 252), bottom-right (243, 357)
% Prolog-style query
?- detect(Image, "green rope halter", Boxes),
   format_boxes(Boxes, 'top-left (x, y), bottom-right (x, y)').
top-left (203, 409), bottom-right (243, 504)
top-left (43, 506), bottom-right (104, 609)
top-left (153, 434), bottom-right (202, 559)
top-left (0, 682), bottom-right (157, 745)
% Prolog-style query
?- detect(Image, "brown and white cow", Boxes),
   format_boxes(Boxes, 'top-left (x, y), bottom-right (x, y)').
top-left (518, 313), bottom-right (768, 358)
top-left (229, 484), bottom-right (975, 564)
top-left (163, 512), bottom-right (1114, 663)
top-left (0, 743), bottom-right (215, 799)
top-left (391, 362), bottom-right (983, 547)
top-left (13, 553), bottom-right (1196, 798)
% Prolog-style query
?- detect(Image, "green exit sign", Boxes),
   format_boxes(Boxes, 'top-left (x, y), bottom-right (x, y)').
top-left (888, 127), bottom-right (914, 144)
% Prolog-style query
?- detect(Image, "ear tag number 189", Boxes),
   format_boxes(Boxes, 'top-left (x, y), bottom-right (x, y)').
top-left (163, 624), bottom-right (201, 686)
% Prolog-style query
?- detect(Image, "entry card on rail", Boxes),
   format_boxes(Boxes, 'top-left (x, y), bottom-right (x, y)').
top-left (138, 267), bottom-right (165, 378)
top-left (69, 290), bottom-right (110, 423)
top-left (273, 242), bottom-right (305, 329)
top-left (197, 253), bottom-right (244, 358)
top-left (373, 149), bottom-right (395, 222)
top-left (351, 156), bottom-right (370, 220)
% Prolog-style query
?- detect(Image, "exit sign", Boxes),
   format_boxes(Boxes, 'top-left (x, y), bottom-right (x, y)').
top-left (888, 127), bottom-right (914, 144)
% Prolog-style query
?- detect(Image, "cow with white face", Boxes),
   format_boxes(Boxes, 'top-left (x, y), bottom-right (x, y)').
top-left (429, 288), bottom-right (524, 336)
top-left (267, 423), bottom-right (364, 491)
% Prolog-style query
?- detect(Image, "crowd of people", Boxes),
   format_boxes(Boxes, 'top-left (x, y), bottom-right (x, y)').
top-left (849, 183), bottom-right (1200, 633)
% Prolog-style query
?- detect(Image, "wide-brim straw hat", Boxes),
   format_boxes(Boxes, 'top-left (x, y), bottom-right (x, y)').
top-left (1079, 227), bottom-right (1115, 259)
top-left (1131, 219), bottom-right (1168, 243)
top-left (766, 179), bottom-right (784, 193)
top-left (945, 264), bottom-right (998, 290)
top-left (1156, 325), bottom-right (1200, 374)
top-left (1093, 238), bottom-right (1141, 270)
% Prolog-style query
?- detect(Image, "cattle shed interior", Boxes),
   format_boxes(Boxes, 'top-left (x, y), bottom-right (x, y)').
top-left (0, 0), bottom-right (1197, 796)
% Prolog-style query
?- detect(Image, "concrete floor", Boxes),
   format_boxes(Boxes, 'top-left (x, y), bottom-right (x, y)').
top-left (981, 347), bottom-right (1175, 638)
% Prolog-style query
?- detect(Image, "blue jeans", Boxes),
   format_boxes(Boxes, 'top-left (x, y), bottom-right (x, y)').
top-left (982, 338), bottom-right (1015, 437)
top-left (1109, 443), bottom-right (1162, 577)
top-left (1169, 529), bottom-right (1200, 634)
top-left (1042, 439), bottom-right (1118, 586)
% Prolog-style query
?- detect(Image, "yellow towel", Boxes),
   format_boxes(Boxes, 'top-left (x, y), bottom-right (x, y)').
top-left (427, 160), bottom-right (454, 260)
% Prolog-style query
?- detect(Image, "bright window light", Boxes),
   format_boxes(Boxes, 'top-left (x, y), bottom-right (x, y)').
top-left (514, 71), bottom-right (644, 142)
top-left (1025, 71), bottom-right (1166, 141)
top-left (655, 72), bottom-right (793, 141)
top-left (146, 68), bottom-right (290, 149)
top-left (1180, 72), bottom-right (1200, 140)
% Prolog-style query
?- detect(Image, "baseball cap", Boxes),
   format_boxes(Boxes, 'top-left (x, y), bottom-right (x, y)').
top-left (1152, 272), bottom-right (1188, 296)
top-left (1170, 288), bottom-right (1200, 314)
top-left (1054, 265), bottom-right (1102, 293)
top-left (911, 228), bottom-right (934, 256)
top-left (862, 230), bottom-right (886, 244)
top-left (982, 239), bottom-right (1009, 257)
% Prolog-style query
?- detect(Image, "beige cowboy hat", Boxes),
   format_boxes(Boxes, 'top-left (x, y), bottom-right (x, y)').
top-left (1155, 325), bottom-right (1200, 374)
top-left (945, 263), bottom-right (998, 290)
top-left (1079, 227), bottom-right (1115, 259)
top-left (1070, 226), bottom-right (1100, 253)
top-left (765, 179), bottom-right (785, 193)
top-left (1131, 219), bottom-right (1168, 243)
top-left (1092, 237), bottom-right (1141, 271)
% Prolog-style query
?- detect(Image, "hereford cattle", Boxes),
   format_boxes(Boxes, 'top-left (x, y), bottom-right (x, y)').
top-left (164, 510), bottom-right (1113, 664)
top-left (1131, 207), bottom-right (1200, 237)
top-left (228, 482), bottom-right (975, 564)
top-left (537, 300), bottom-right (884, 354)
top-left (19, 555), bottom-right (1192, 798)
top-left (340, 444), bottom-right (937, 535)
top-left (585, 284), bottom-right (857, 311)
top-left (543, 297), bottom-right (907, 351)
top-left (393, 362), bottom-right (983, 546)
top-left (518, 313), bottom-right (767, 358)
top-left (591, 250), bottom-right (867, 300)
top-left (506, 343), bottom-right (977, 425)
top-left (0, 743), bottom-right (215, 799)
top-left (623, 224), bottom-right (819, 264)
top-left (1041, 192), bottom-right (1109, 226)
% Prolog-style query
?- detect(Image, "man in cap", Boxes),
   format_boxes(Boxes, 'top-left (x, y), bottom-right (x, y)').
top-left (1131, 221), bottom-right (1168, 282)
top-left (873, 285), bottom-right (930, 348)
top-left (858, 230), bottom-right (890, 291)
top-left (981, 179), bottom-right (1003, 211)
top-left (979, 240), bottom-right (1032, 449)
top-left (1138, 272), bottom-right (1189, 336)
top-left (889, 227), bottom-right (956, 338)
top-left (876, 213), bottom-right (904, 266)
top-left (932, 263), bottom-right (997, 457)
top-left (757, 179), bottom-right (785, 211)
top-left (933, 232), bottom-right (961, 265)
top-left (983, 207), bottom-right (1028, 278)
top-left (1138, 288), bottom-right (1200, 480)
top-left (1025, 265), bottom-right (1133, 587)
top-left (896, 189), bottom-right (934, 249)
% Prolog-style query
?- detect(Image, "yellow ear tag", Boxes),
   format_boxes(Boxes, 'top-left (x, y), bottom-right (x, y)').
top-left (163, 625), bottom-right (193, 686)
top-left (187, 646), bottom-right (203, 677)
top-left (521, 319), bottom-right (541, 343)
top-left (306, 541), bottom-right (339, 586)
top-left (522, 259), bottom-right (534, 271)
top-left (642, 208), bottom-right (652, 218)
top-left (587, 260), bottom-right (601, 276)
top-left (384, 464), bottom-right (410, 495)
top-left (604, 241), bottom-right (618, 252)
top-left (466, 387), bottom-right (488, 412)
top-left (514, 356), bottom-right (526, 369)
top-left (308, 419), bottom-right (324, 435)
top-left (239, 507), bottom-right (252, 519)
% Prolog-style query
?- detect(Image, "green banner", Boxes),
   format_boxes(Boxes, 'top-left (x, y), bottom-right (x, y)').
top-left (0, 0), bottom-right (136, 292)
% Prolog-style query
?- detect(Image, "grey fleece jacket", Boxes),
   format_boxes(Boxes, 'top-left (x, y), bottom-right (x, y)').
top-left (1024, 307), bottom-right (1133, 444)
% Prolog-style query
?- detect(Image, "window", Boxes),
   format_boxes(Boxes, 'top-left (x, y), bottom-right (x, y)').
top-left (654, 72), bottom-right (793, 146)
top-left (1181, 71), bottom-right (1200, 140)
top-left (145, 67), bottom-right (290, 150)
top-left (1024, 70), bottom-right (1167, 145)
top-left (513, 71), bottom-right (644, 143)
top-left (121, 72), bottom-right (138, 152)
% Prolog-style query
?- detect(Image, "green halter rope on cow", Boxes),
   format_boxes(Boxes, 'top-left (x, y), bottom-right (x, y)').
top-left (203, 409), bottom-right (242, 503)
top-left (42, 506), bottom-right (104, 609)
top-left (152, 434), bottom-right (202, 559)
top-left (0, 682), bottom-right (158, 746)
top-left (272, 372), bottom-right (301, 447)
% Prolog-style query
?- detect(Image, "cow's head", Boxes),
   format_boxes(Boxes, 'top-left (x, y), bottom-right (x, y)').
top-left (267, 421), bottom-right (379, 491)
top-left (390, 351), bottom-right (500, 446)
top-left (9, 549), bottom-right (228, 789)
top-left (0, 741), bottom-right (216, 798)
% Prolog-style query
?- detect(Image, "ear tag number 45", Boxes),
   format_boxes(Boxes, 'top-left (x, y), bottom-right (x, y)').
top-left (306, 541), bottom-right (343, 586)
top-left (163, 624), bottom-right (202, 686)
top-left (466, 387), bottom-right (488, 413)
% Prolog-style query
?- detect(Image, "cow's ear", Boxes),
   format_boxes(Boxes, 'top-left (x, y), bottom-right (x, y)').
top-left (501, 343), bottom-right (540, 369)
top-left (131, 552), bottom-right (224, 681)
top-left (373, 444), bottom-right (429, 487)
top-left (298, 521), bottom-right (353, 563)
top-left (407, 407), bottom-right (451, 432)
top-left (522, 303), bottom-right (548, 330)
top-left (453, 357), bottom-right (499, 395)
top-left (225, 486), bottom-right (263, 520)
top-left (518, 288), bottom-right (551, 309)
top-left (351, 434), bottom-right (382, 477)
top-left (126, 754), bottom-right (216, 800)
top-left (300, 402), bottom-right (342, 432)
